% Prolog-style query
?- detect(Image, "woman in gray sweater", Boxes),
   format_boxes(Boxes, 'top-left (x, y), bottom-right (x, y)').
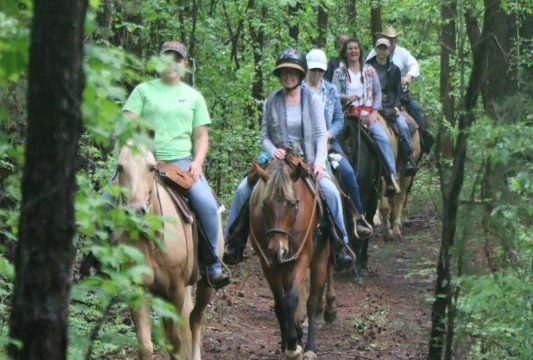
top-left (224, 48), bottom-right (353, 269)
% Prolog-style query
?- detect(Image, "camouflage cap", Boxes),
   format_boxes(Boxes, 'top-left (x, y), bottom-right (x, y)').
top-left (160, 41), bottom-right (187, 58)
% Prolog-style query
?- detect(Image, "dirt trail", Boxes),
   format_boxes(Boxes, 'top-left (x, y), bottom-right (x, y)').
top-left (201, 212), bottom-right (439, 360)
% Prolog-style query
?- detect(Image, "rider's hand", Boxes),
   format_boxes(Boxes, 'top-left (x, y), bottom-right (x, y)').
top-left (273, 148), bottom-right (286, 160)
top-left (327, 131), bottom-right (334, 141)
top-left (367, 110), bottom-right (379, 125)
top-left (188, 160), bottom-right (203, 181)
top-left (313, 163), bottom-right (325, 180)
top-left (402, 75), bottom-right (413, 85)
top-left (394, 107), bottom-right (401, 115)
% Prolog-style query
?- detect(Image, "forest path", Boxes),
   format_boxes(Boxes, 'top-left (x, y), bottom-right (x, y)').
top-left (201, 211), bottom-right (439, 360)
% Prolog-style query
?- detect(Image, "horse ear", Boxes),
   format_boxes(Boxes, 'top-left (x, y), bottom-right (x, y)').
top-left (290, 164), bottom-right (303, 182)
top-left (255, 164), bottom-right (270, 182)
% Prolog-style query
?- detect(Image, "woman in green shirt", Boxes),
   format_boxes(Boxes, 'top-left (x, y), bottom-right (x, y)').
top-left (123, 41), bottom-right (229, 289)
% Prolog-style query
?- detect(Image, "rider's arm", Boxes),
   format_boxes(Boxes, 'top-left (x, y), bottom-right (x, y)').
top-left (310, 94), bottom-right (327, 168)
top-left (329, 87), bottom-right (344, 138)
top-left (260, 97), bottom-right (277, 155)
top-left (401, 47), bottom-right (420, 82)
top-left (189, 125), bottom-right (208, 179)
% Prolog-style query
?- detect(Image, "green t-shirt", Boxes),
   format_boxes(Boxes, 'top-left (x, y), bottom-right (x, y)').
top-left (123, 79), bottom-right (211, 160)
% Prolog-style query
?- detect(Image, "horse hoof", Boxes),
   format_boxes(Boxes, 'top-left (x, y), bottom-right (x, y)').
top-left (324, 308), bottom-right (337, 323)
top-left (352, 275), bottom-right (364, 286)
top-left (384, 232), bottom-right (394, 242)
top-left (303, 350), bottom-right (317, 360)
top-left (284, 345), bottom-right (303, 360)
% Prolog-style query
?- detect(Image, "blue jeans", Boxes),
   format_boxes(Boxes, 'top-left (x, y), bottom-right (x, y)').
top-left (396, 113), bottom-right (413, 160)
top-left (403, 94), bottom-right (426, 129)
top-left (319, 175), bottom-right (349, 243)
top-left (170, 158), bottom-right (222, 275)
top-left (336, 156), bottom-right (364, 214)
top-left (368, 123), bottom-right (397, 176)
top-left (224, 173), bottom-right (349, 245)
top-left (224, 176), bottom-right (253, 239)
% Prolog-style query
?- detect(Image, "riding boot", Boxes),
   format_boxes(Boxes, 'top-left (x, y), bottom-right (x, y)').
top-left (384, 172), bottom-right (401, 197)
top-left (334, 241), bottom-right (355, 271)
top-left (206, 270), bottom-right (230, 289)
top-left (420, 128), bottom-right (435, 154)
top-left (354, 213), bottom-right (373, 239)
top-left (223, 203), bottom-right (250, 265)
top-left (399, 136), bottom-right (416, 177)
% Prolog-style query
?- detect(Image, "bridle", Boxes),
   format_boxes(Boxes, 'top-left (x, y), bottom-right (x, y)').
top-left (250, 178), bottom-right (319, 267)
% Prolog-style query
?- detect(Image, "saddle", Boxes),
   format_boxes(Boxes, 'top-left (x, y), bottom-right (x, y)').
top-left (155, 163), bottom-right (219, 282)
top-left (156, 162), bottom-right (195, 223)
top-left (380, 110), bottom-right (418, 136)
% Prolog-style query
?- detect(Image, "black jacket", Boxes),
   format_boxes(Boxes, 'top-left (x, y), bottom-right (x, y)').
top-left (366, 56), bottom-right (402, 119)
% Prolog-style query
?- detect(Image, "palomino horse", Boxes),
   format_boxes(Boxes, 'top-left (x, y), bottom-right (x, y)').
top-left (378, 111), bottom-right (422, 241)
top-left (116, 143), bottom-right (222, 360)
top-left (249, 158), bottom-right (335, 360)
top-left (338, 115), bottom-right (382, 280)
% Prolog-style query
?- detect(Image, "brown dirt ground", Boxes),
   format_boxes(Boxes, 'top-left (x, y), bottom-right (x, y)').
top-left (200, 211), bottom-right (440, 360)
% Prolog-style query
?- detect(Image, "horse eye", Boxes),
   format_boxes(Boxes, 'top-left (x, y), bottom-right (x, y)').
top-left (148, 164), bottom-right (156, 172)
top-left (117, 164), bottom-right (124, 173)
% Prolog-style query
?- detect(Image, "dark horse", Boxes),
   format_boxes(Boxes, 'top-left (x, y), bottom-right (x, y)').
top-left (249, 158), bottom-right (335, 360)
top-left (338, 116), bottom-right (382, 281)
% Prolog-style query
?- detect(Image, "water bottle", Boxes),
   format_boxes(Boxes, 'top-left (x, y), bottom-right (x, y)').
top-left (257, 151), bottom-right (271, 164)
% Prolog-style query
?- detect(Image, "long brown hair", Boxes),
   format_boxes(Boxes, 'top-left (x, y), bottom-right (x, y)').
top-left (340, 38), bottom-right (365, 83)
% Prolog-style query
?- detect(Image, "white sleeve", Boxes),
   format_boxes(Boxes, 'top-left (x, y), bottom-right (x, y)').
top-left (403, 48), bottom-right (420, 78)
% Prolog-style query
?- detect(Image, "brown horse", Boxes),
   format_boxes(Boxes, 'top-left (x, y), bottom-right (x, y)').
top-left (378, 111), bottom-right (422, 241)
top-left (249, 158), bottom-right (335, 360)
top-left (116, 143), bottom-right (222, 360)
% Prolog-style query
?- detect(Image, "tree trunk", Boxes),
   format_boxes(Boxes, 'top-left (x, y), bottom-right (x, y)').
top-left (8, 0), bottom-right (87, 359)
top-left (346, 0), bottom-right (358, 38)
top-left (438, 4), bottom-right (458, 356)
top-left (188, 0), bottom-right (200, 60)
top-left (437, 0), bottom-right (456, 161)
top-left (288, 2), bottom-right (300, 43)
top-left (428, 1), bottom-right (492, 359)
top-left (482, 0), bottom-right (518, 119)
top-left (316, 4), bottom-right (328, 48)
top-left (248, 0), bottom-right (266, 127)
top-left (370, 0), bottom-right (382, 44)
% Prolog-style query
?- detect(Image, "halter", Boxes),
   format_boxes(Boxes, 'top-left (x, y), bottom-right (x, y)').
top-left (249, 178), bottom-right (319, 268)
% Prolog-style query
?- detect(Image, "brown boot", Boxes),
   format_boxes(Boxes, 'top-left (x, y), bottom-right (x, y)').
top-left (354, 215), bottom-right (373, 239)
top-left (385, 174), bottom-right (400, 197)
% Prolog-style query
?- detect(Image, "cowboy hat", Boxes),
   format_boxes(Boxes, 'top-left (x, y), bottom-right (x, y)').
top-left (375, 26), bottom-right (402, 38)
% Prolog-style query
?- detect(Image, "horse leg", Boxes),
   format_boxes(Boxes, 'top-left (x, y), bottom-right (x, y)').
top-left (162, 284), bottom-right (188, 360)
top-left (130, 299), bottom-right (153, 360)
top-left (391, 176), bottom-right (411, 240)
top-left (304, 252), bottom-right (329, 359)
top-left (271, 285), bottom-right (288, 353)
top-left (324, 260), bottom-right (337, 323)
top-left (190, 281), bottom-right (214, 360)
top-left (283, 284), bottom-right (304, 360)
top-left (380, 193), bottom-right (394, 242)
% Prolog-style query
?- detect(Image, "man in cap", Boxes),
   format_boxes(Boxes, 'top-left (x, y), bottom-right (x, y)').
top-left (367, 38), bottom-right (416, 175)
top-left (367, 26), bottom-right (433, 152)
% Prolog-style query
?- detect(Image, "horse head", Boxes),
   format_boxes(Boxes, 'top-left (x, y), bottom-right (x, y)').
top-left (116, 143), bottom-right (157, 214)
top-left (256, 158), bottom-right (304, 264)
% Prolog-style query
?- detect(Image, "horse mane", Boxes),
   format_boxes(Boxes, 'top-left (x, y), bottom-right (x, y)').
top-left (260, 160), bottom-right (296, 204)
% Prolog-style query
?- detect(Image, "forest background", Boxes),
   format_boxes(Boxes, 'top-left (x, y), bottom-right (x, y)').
top-left (0, 0), bottom-right (531, 359)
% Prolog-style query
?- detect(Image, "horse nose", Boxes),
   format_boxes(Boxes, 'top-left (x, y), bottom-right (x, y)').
top-left (267, 245), bottom-right (289, 264)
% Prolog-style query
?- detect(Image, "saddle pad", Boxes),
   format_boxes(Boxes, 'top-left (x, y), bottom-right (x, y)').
top-left (161, 179), bottom-right (195, 224)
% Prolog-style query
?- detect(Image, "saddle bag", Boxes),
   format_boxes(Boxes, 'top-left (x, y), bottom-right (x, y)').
top-left (157, 162), bottom-right (194, 192)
